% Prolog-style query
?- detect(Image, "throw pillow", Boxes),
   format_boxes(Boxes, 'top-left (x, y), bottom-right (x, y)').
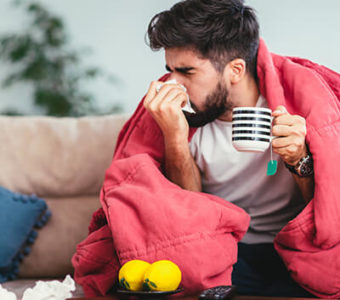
top-left (0, 186), bottom-right (51, 282)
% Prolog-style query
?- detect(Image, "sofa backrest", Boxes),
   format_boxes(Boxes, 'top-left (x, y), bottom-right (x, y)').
top-left (0, 114), bottom-right (129, 197)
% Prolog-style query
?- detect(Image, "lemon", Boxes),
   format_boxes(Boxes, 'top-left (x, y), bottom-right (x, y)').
top-left (143, 260), bottom-right (182, 291)
top-left (118, 259), bottom-right (151, 291)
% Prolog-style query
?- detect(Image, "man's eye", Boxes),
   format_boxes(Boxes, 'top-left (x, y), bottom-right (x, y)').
top-left (179, 70), bottom-right (194, 76)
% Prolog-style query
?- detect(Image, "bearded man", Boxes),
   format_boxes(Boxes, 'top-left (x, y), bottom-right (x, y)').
top-left (144, 1), bottom-right (313, 296)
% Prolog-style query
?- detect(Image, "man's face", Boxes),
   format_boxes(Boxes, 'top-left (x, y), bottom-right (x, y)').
top-left (165, 47), bottom-right (234, 127)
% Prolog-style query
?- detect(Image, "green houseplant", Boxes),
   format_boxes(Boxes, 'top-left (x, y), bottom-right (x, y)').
top-left (0, 0), bottom-right (120, 116)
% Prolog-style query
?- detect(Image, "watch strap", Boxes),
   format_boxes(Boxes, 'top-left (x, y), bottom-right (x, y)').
top-left (284, 161), bottom-right (298, 175)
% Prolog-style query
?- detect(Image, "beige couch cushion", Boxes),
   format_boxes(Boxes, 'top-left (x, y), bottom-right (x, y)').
top-left (18, 196), bottom-right (101, 278)
top-left (0, 114), bottom-right (128, 197)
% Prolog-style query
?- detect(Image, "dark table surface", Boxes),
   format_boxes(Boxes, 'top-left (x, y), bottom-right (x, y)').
top-left (68, 295), bottom-right (319, 300)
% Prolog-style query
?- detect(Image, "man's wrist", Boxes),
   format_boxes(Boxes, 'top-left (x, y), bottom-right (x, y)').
top-left (164, 133), bottom-right (188, 149)
top-left (164, 139), bottom-right (190, 156)
top-left (284, 147), bottom-right (314, 177)
top-left (287, 146), bottom-right (308, 167)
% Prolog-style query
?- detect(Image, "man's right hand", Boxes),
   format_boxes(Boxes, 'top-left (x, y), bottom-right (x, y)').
top-left (144, 80), bottom-right (202, 192)
top-left (143, 81), bottom-right (189, 145)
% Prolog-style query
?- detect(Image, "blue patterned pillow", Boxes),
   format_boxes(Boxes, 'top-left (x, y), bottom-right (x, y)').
top-left (0, 186), bottom-right (51, 282)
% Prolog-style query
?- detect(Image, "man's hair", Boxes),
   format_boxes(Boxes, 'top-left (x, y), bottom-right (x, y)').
top-left (147, 0), bottom-right (260, 77)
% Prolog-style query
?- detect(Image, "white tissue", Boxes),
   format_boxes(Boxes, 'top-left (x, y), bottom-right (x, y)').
top-left (156, 79), bottom-right (196, 114)
top-left (22, 275), bottom-right (75, 300)
top-left (0, 285), bottom-right (17, 300)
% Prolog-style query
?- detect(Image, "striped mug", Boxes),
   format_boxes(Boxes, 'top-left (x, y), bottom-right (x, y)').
top-left (232, 107), bottom-right (272, 152)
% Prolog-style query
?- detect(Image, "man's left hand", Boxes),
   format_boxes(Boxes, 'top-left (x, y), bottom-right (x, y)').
top-left (272, 105), bottom-right (307, 166)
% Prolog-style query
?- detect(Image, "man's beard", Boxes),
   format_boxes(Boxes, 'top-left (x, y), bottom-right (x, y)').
top-left (184, 81), bottom-right (233, 128)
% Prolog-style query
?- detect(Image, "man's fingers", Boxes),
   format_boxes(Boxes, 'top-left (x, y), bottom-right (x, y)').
top-left (148, 84), bottom-right (187, 112)
top-left (272, 136), bottom-right (291, 148)
top-left (273, 114), bottom-right (305, 126)
top-left (270, 106), bottom-right (308, 165)
top-left (272, 124), bottom-right (290, 137)
top-left (144, 81), bottom-right (162, 107)
top-left (171, 93), bottom-right (188, 108)
top-left (144, 82), bottom-right (175, 108)
top-left (157, 83), bottom-right (184, 99)
top-left (158, 90), bottom-right (187, 109)
top-left (273, 144), bottom-right (298, 160)
top-left (272, 105), bottom-right (288, 117)
top-left (272, 134), bottom-right (305, 149)
top-left (273, 114), bottom-right (293, 126)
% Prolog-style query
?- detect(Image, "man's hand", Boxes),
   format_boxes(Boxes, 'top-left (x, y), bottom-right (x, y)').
top-left (143, 81), bottom-right (189, 145)
top-left (144, 81), bottom-right (202, 192)
top-left (272, 105), bottom-right (307, 166)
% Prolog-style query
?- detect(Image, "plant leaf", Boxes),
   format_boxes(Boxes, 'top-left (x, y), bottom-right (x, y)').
top-left (142, 282), bottom-right (151, 291)
top-left (0, 0), bottom-right (119, 117)
top-left (119, 278), bottom-right (125, 288)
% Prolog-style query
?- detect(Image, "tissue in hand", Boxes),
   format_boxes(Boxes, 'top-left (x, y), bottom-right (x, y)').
top-left (156, 79), bottom-right (196, 114)
top-left (22, 275), bottom-right (75, 300)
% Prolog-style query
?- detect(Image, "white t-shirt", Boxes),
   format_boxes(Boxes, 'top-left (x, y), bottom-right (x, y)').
top-left (189, 96), bottom-right (305, 244)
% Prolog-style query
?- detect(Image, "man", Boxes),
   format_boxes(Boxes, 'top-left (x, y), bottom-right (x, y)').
top-left (143, 0), bottom-right (314, 297)
top-left (72, 0), bottom-right (340, 298)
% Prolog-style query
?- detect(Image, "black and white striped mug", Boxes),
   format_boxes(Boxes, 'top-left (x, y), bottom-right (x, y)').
top-left (232, 107), bottom-right (272, 152)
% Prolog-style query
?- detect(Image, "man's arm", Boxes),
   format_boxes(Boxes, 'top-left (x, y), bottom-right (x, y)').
top-left (143, 80), bottom-right (202, 192)
top-left (164, 140), bottom-right (202, 192)
top-left (291, 173), bottom-right (314, 203)
top-left (272, 106), bottom-right (315, 203)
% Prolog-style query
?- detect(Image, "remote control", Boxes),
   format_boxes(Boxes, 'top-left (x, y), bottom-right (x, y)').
top-left (199, 285), bottom-right (237, 300)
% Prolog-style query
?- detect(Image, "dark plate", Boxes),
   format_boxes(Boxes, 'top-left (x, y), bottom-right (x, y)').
top-left (116, 288), bottom-right (183, 297)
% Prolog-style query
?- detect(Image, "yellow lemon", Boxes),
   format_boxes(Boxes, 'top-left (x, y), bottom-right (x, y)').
top-left (118, 259), bottom-right (151, 291)
top-left (143, 260), bottom-right (182, 291)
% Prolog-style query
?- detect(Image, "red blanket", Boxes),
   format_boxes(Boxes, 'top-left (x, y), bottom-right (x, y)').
top-left (72, 40), bottom-right (340, 298)
top-left (257, 42), bottom-right (340, 298)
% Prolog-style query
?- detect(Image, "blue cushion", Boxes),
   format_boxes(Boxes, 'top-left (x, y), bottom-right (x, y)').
top-left (0, 186), bottom-right (51, 282)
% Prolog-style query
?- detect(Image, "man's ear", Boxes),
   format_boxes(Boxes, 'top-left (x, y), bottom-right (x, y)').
top-left (223, 58), bottom-right (246, 84)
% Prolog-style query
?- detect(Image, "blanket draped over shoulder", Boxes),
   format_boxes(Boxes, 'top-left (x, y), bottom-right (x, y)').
top-left (72, 39), bottom-right (340, 298)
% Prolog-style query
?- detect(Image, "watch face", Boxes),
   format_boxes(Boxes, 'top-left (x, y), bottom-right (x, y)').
top-left (299, 156), bottom-right (314, 177)
top-left (300, 164), bottom-right (312, 176)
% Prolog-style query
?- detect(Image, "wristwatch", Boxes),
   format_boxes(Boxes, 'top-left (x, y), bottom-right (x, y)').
top-left (284, 151), bottom-right (314, 177)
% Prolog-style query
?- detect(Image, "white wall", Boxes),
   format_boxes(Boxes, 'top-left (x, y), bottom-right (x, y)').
top-left (0, 0), bottom-right (339, 115)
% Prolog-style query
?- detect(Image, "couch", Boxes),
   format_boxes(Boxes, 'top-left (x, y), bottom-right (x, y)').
top-left (0, 113), bottom-right (129, 299)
